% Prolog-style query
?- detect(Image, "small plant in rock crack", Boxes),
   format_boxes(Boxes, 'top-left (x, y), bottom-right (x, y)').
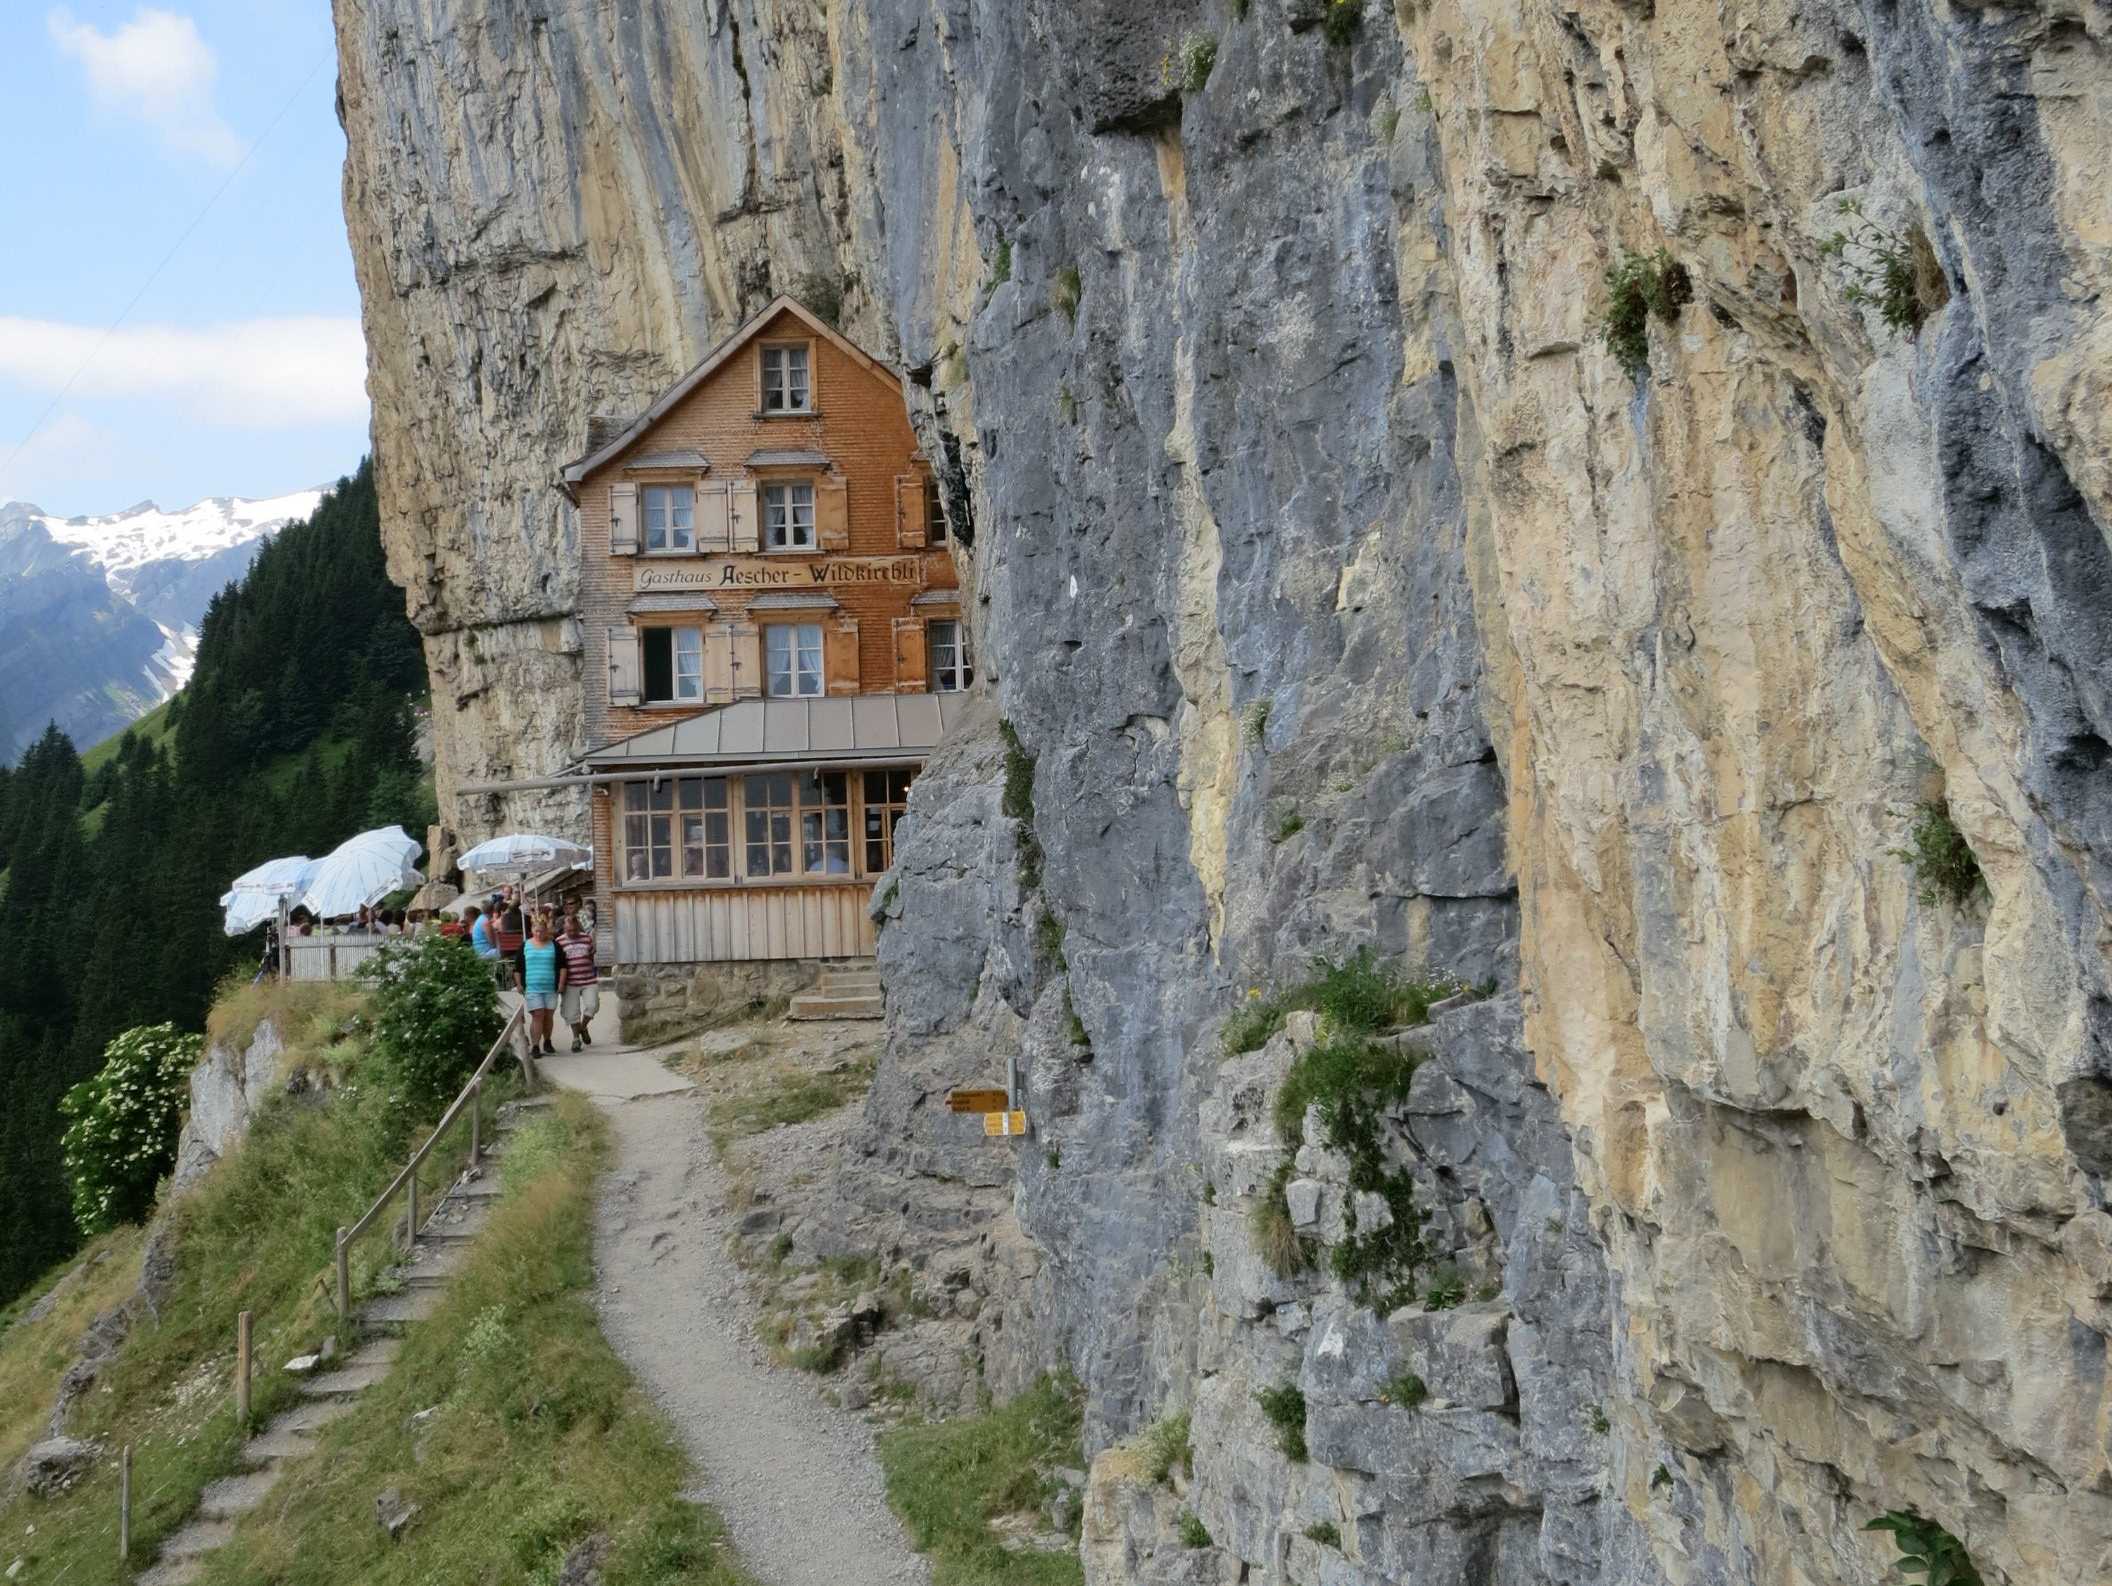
top-left (1246, 698), bottom-right (1271, 744)
top-left (1304, 1520), bottom-right (1342, 1546)
top-left (1422, 1264), bottom-right (1467, 1310)
top-left (1385, 1371), bottom-right (1428, 1409)
top-left (1821, 201), bottom-right (1927, 335)
top-left (1272, 811), bottom-right (1305, 845)
top-left (1256, 1380), bottom-right (1309, 1462)
top-left (1892, 798), bottom-right (1983, 910)
top-left (1651, 1462), bottom-right (1675, 1492)
top-left (1051, 265), bottom-right (1082, 328)
top-left (1322, 0), bottom-right (1363, 46)
top-left (1585, 1403), bottom-right (1611, 1435)
top-left (988, 235), bottom-right (1011, 288)
top-left (1145, 1410), bottom-right (1193, 1485)
top-left (1864, 1510), bottom-right (1983, 1585)
top-left (1599, 247), bottom-right (1693, 377)
top-left (1202, 1180), bottom-right (1216, 1207)
top-left (1250, 1160), bottom-right (1311, 1277)
top-left (1179, 1509), bottom-right (1213, 1548)
top-left (1163, 30), bottom-right (1218, 92)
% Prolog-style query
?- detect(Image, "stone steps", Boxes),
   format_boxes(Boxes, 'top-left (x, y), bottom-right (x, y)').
top-left (132, 1109), bottom-right (530, 1584)
top-left (199, 1469), bottom-right (282, 1521)
top-left (787, 991), bottom-right (885, 1021)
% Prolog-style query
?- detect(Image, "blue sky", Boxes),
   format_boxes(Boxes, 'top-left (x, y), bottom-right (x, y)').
top-left (0, 2), bottom-right (369, 516)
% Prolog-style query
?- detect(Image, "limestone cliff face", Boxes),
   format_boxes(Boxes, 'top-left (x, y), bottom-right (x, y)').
top-left (335, 1), bottom-right (2112, 1581)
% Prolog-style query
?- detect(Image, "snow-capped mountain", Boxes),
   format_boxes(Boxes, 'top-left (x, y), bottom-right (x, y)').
top-left (0, 488), bottom-right (324, 760)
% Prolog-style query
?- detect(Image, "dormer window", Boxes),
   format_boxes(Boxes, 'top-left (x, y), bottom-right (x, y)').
top-left (761, 345), bottom-right (811, 413)
top-left (763, 482), bottom-right (817, 550)
top-left (643, 484), bottom-right (694, 552)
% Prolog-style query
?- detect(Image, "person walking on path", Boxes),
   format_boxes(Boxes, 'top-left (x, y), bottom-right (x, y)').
top-left (522, 913), bottom-right (562, 1057)
top-left (556, 909), bottom-right (599, 1052)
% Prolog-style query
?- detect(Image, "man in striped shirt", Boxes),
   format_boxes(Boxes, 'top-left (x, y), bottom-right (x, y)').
top-left (557, 908), bottom-right (600, 1052)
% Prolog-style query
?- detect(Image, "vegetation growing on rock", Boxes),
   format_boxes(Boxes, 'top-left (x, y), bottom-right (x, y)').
top-left (1255, 1380), bottom-right (1308, 1462)
top-left (1598, 248), bottom-right (1692, 376)
top-left (1893, 798), bottom-right (1984, 910)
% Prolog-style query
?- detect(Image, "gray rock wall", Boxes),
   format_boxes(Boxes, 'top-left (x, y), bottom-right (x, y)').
top-left (334, 0), bottom-right (2112, 1580)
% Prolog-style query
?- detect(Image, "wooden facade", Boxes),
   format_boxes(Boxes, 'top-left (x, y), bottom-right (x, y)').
top-left (560, 298), bottom-right (967, 967)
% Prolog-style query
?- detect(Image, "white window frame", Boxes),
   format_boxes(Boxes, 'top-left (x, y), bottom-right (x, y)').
top-left (761, 344), bottom-right (812, 414)
top-left (642, 625), bottom-right (706, 703)
top-left (764, 481), bottom-right (817, 550)
top-left (928, 619), bottom-right (972, 694)
top-left (642, 483), bottom-right (695, 553)
top-left (765, 623), bottom-right (824, 698)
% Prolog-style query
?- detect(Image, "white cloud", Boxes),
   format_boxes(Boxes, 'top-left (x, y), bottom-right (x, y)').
top-left (0, 316), bottom-right (369, 427)
top-left (0, 412), bottom-right (118, 504)
top-left (48, 6), bottom-right (244, 166)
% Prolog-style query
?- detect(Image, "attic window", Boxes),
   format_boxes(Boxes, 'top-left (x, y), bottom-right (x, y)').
top-left (762, 345), bottom-right (811, 413)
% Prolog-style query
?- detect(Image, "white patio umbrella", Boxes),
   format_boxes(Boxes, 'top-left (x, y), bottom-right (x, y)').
top-left (219, 855), bottom-right (318, 936)
top-left (457, 833), bottom-right (592, 879)
top-left (300, 829), bottom-right (425, 920)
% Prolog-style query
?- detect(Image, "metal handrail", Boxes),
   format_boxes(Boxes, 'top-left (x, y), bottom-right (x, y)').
top-left (334, 1002), bottom-right (531, 1314)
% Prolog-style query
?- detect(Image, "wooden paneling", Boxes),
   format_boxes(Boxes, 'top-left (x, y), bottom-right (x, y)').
top-left (614, 885), bottom-right (875, 964)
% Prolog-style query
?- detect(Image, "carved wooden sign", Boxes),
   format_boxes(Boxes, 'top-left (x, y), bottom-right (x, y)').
top-left (947, 1088), bottom-right (1010, 1114)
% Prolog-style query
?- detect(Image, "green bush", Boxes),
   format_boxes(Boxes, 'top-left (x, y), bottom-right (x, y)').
top-left (990, 236), bottom-right (1012, 288)
top-left (1323, 0), bottom-right (1362, 46)
top-left (1386, 1372), bottom-right (1427, 1409)
top-left (1599, 247), bottom-right (1692, 377)
top-left (1256, 1380), bottom-right (1308, 1462)
top-left (1865, 1510), bottom-right (1981, 1585)
top-left (1250, 1161), bottom-right (1310, 1277)
top-left (59, 1022), bottom-right (201, 1234)
top-left (1821, 202), bottom-right (1928, 336)
top-left (361, 933), bottom-right (506, 1116)
top-left (1893, 798), bottom-right (1983, 910)
top-left (1178, 1510), bottom-right (1211, 1548)
top-left (1304, 1520), bottom-right (1342, 1546)
top-left (1422, 1264), bottom-right (1466, 1310)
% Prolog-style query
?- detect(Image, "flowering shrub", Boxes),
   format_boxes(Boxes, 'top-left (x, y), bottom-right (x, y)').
top-left (361, 933), bottom-right (506, 1115)
top-left (60, 1022), bottom-right (202, 1234)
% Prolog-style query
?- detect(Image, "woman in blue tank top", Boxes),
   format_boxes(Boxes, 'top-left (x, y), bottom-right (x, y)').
top-left (521, 912), bottom-right (562, 1057)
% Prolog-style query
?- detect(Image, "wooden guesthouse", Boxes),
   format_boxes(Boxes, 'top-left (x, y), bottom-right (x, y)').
top-left (557, 298), bottom-right (970, 972)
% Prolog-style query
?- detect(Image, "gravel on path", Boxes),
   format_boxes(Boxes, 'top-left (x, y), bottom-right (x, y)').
top-left (589, 1086), bottom-right (931, 1586)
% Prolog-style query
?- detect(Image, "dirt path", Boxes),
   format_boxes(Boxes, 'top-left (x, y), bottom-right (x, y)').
top-left (586, 1074), bottom-right (930, 1586)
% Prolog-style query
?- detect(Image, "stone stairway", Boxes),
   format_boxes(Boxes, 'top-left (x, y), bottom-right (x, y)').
top-left (786, 959), bottom-right (884, 1021)
top-left (134, 1102), bottom-right (538, 1586)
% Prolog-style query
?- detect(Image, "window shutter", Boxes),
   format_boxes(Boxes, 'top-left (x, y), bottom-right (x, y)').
top-left (825, 616), bottom-right (861, 696)
top-left (731, 623), bottom-right (763, 699)
top-left (894, 475), bottom-right (927, 549)
top-left (607, 626), bottom-right (642, 706)
top-left (696, 482), bottom-right (732, 553)
top-left (610, 483), bottom-right (640, 555)
top-left (891, 617), bottom-right (928, 692)
top-left (703, 623), bottom-right (736, 703)
top-left (817, 473), bottom-right (850, 552)
top-left (730, 481), bottom-right (761, 553)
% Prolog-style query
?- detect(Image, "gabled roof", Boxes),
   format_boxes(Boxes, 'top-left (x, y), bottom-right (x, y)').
top-left (577, 694), bottom-right (963, 769)
top-left (559, 297), bottom-right (903, 499)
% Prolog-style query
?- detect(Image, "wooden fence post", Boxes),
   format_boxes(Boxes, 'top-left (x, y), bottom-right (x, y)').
top-left (236, 1310), bottom-right (253, 1430)
top-left (405, 1165), bottom-right (418, 1254)
top-left (468, 1078), bottom-right (481, 1171)
top-left (335, 1228), bottom-right (350, 1317)
top-left (118, 1444), bottom-right (131, 1562)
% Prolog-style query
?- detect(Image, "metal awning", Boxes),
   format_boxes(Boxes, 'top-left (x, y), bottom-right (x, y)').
top-left (578, 694), bottom-right (964, 769)
top-left (625, 449), bottom-right (710, 470)
top-left (746, 449), bottom-right (830, 468)
top-left (629, 592), bottom-right (721, 614)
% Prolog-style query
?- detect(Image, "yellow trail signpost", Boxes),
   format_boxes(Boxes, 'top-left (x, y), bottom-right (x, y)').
top-left (982, 1109), bottom-right (1029, 1137)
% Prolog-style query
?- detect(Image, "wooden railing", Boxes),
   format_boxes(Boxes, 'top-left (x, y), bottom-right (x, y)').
top-left (284, 933), bottom-right (395, 982)
top-left (333, 1002), bottom-right (533, 1316)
